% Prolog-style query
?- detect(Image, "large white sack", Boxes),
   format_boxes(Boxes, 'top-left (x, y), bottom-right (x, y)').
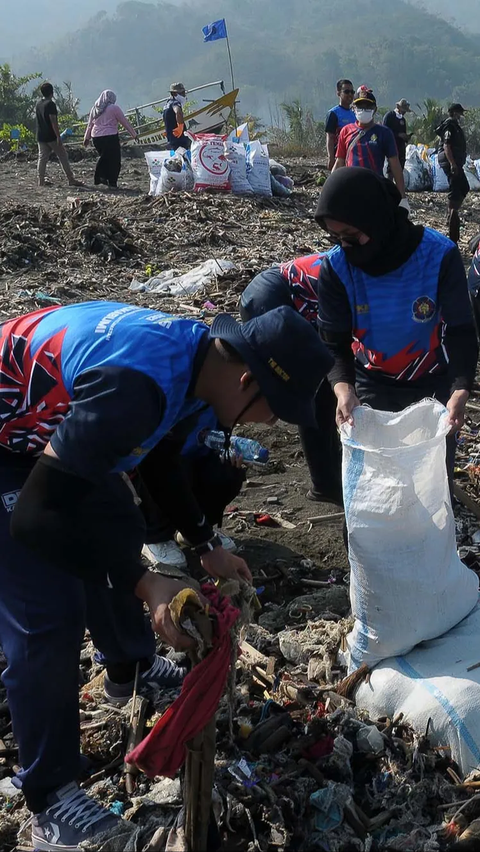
top-left (403, 144), bottom-right (432, 191)
top-left (246, 141), bottom-right (272, 196)
top-left (356, 601), bottom-right (480, 775)
top-left (144, 151), bottom-right (172, 195)
top-left (224, 140), bottom-right (253, 194)
top-left (191, 134), bottom-right (231, 192)
top-left (342, 400), bottom-right (478, 672)
top-left (430, 153), bottom-right (450, 192)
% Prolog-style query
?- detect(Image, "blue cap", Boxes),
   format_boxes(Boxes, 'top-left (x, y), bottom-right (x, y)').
top-left (210, 306), bottom-right (334, 426)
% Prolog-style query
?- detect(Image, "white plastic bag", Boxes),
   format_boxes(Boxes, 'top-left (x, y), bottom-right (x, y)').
top-left (191, 134), bottom-right (231, 192)
top-left (246, 141), bottom-right (272, 196)
top-left (356, 602), bottom-right (480, 774)
top-left (430, 153), bottom-right (450, 192)
top-left (403, 144), bottom-right (432, 192)
top-left (144, 151), bottom-right (172, 195)
top-left (129, 259), bottom-right (235, 297)
top-left (224, 140), bottom-right (253, 194)
top-left (342, 400), bottom-right (478, 672)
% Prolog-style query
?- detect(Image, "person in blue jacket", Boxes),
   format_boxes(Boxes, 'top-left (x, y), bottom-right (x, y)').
top-left (0, 300), bottom-right (332, 851)
top-left (315, 167), bottom-right (478, 490)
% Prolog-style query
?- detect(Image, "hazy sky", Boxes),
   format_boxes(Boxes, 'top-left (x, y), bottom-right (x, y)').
top-left (0, 0), bottom-right (477, 59)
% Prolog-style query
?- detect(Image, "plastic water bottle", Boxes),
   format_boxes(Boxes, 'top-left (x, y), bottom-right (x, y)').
top-left (202, 430), bottom-right (269, 464)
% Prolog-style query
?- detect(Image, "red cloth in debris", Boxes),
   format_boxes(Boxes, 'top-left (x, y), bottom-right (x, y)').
top-left (127, 584), bottom-right (240, 778)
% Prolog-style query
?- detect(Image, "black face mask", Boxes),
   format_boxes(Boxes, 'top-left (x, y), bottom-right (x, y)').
top-left (343, 238), bottom-right (382, 269)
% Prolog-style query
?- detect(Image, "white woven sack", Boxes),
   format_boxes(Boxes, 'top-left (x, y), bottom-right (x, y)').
top-left (342, 400), bottom-right (478, 672)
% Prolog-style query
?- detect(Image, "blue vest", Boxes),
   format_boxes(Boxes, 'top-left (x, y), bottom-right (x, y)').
top-left (327, 229), bottom-right (454, 381)
top-left (328, 104), bottom-right (356, 134)
top-left (29, 302), bottom-right (207, 471)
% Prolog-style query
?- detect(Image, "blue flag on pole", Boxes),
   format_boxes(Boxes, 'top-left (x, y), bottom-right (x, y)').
top-left (202, 19), bottom-right (227, 42)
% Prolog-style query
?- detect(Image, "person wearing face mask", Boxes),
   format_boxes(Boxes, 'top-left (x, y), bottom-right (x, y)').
top-left (436, 104), bottom-right (469, 244)
top-left (333, 87), bottom-right (407, 203)
top-left (163, 83), bottom-right (191, 151)
top-left (325, 79), bottom-right (356, 171)
top-left (315, 167), bottom-right (478, 492)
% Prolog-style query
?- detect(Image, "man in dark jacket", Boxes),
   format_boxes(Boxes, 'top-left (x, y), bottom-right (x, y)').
top-left (436, 104), bottom-right (469, 243)
top-left (383, 98), bottom-right (412, 171)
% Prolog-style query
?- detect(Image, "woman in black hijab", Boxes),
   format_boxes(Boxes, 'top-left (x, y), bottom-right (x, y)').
top-left (315, 168), bottom-right (478, 487)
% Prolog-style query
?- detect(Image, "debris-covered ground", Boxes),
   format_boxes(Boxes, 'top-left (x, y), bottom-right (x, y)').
top-left (1, 150), bottom-right (480, 851)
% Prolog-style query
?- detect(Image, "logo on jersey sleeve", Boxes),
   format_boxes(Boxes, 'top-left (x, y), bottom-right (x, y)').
top-left (412, 296), bottom-right (436, 323)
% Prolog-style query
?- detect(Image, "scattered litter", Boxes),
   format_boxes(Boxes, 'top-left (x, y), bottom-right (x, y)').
top-left (129, 259), bottom-right (235, 296)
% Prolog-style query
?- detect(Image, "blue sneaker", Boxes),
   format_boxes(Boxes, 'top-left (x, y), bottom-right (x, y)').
top-left (104, 654), bottom-right (187, 707)
top-left (31, 782), bottom-right (120, 851)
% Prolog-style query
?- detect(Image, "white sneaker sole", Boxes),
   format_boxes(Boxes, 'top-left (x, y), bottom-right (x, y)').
top-left (32, 836), bottom-right (82, 852)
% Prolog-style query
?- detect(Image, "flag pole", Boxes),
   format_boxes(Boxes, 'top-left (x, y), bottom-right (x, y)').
top-left (224, 22), bottom-right (239, 129)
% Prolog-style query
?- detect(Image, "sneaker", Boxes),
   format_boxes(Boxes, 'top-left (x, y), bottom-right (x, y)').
top-left (216, 529), bottom-right (237, 553)
top-left (31, 782), bottom-right (120, 851)
top-left (146, 540), bottom-right (187, 569)
top-left (104, 654), bottom-right (187, 707)
top-left (176, 529), bottom-right (237, 553)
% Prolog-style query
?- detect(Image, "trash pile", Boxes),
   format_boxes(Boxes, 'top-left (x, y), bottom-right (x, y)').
top-left (0, 186), bottom-right (322, 319)
top-left (1, 158), bottom-right (480, 850)
top-left (145, 127), bottom-right (296, 199)
top-left (403, 144), bottom-right (480, 193)
top-left (0, 511), bottom-right (479, 852)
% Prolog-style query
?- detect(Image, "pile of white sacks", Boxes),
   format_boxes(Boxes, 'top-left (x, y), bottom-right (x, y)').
top-left (402, 143), bottom-right (480, 192)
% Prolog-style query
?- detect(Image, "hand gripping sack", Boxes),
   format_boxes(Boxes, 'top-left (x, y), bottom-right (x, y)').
top-left (191, 133), bottom-right (231, 192)
top-left (341, 400), bottom-right (478, 672)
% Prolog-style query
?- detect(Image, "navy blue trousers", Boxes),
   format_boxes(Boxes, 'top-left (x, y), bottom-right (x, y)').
top-left (0, 454), bottom-right (155, 813)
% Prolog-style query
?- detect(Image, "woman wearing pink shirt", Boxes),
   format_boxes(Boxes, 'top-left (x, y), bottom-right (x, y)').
top-left (84, 90), bottom-right (138, 188)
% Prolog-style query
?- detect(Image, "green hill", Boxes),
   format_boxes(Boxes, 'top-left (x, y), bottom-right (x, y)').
top-left (18, 0), bottom-right (480, 121)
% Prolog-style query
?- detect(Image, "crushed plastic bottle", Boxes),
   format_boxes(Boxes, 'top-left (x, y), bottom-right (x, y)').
top-left (202, 430), bottom-right (269, 464)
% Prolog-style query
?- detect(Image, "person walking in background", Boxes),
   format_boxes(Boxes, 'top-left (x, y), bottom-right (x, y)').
top-left (36, 82), bottom-right (84, 188)
top-left (84, 90), bottom-right (138, 188)
top-left (163, 83), bottom-right (192, 151)
top-left (333, 86), bottom-right (407, 204)
top-left (383, 98), bottom-right (412, 172)
top-left (325, 79), bottom-right (356, 171)
top-left (436, 104), bottom-right (470, 244)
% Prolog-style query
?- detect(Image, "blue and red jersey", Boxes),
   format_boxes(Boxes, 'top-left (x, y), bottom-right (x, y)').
top-left (0, 302), bottom-right (207, 475)
top-left (279, 253), bottom-right (327, 326)
top-left (336, 123), bottom-right (398, 174)
top-left (318, 229), bottom-right (458, 383)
